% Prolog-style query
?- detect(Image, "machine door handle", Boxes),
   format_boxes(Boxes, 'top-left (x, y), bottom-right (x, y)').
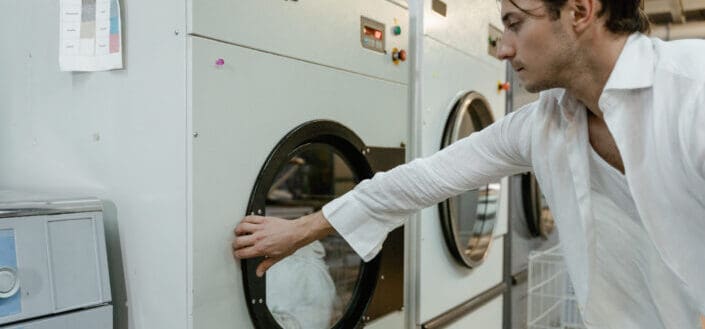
top-left (0, 266), bottom-right (20, 298)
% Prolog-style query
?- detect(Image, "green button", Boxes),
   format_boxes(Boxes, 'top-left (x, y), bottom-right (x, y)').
top-left (393, 26), bottom-right (402, 36)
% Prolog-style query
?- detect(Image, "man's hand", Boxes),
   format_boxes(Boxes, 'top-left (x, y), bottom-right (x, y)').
top-left (232, 211), bottom-right (335, 277)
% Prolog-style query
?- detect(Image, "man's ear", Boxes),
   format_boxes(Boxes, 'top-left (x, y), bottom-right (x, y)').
top-left (566, 0), bottom-right (599, 33)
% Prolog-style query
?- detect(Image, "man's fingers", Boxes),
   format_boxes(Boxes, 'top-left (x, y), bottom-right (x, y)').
top-left (233, 246), bottom-right (263, 259)
top-left (256, 257), bottom-right (279, 277)
top-left (232, 234), bottom-right (257, 250)
top-left (242, 215), bottom-right (265, 224)
top-left (234, 222), bottom-right (261, 236)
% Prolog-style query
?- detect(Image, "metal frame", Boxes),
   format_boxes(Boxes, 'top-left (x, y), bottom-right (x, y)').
top-left (438, 92), bottom-right (498, 269)
top-left (242, 120), bottom-right (382, 329)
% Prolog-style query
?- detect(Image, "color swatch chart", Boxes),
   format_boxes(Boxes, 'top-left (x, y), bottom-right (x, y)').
top-left (60, 0), bottom-right (123, 71)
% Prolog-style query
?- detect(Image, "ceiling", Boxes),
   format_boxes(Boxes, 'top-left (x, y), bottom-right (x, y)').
top-left (645, 0), bottom-right (705, 24)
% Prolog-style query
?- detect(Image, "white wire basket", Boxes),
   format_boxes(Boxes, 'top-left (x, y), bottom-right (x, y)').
top-left (527, 245), bottom-right (586, 329)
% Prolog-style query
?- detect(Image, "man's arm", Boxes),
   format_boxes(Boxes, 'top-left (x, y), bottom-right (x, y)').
top-left (232, 211), bottom-right (334, 277)
top-left (233, 103), bottom-right (538, 274)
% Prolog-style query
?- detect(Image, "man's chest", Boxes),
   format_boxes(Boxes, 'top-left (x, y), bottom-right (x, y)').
top-left (587, 113), bottom-right (625, 174)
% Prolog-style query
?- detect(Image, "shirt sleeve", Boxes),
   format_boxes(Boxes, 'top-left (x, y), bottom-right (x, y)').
top-left (322, 103), bottom-right (537, 261)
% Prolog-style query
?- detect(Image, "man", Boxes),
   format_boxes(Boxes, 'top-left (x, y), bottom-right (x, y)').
top-left (233, 0), bottom-right (705, 327)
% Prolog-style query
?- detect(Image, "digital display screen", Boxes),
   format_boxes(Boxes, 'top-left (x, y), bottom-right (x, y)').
top-left (363, 26), bottom-right (383, 40)
top-left (360, 16), bottom-right (385, 53)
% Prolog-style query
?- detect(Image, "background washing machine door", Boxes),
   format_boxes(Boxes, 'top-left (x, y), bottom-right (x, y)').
top-left (439, 92), bottom-right (501, 269)
top-left (242, 120), bottom-right (395, 329)
top-left (513, 173), bottom-right (555, 239)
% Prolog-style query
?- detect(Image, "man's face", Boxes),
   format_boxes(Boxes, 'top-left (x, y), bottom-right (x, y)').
top-left (499, 0), bottom-right (577, 92)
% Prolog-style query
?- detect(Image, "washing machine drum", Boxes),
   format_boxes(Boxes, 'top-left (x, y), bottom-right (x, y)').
top-left (519, 173), bottom-right (555, 239)
top-left (439, 92), bottom-right (502, 268)
top-left (243, 120), bottom-right (381, 329)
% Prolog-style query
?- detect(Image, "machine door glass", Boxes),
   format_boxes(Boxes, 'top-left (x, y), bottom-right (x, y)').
top-left (439, 92), bottom-right (501, 268)
top-left (522, 173), bottom-right (555, 238)
top-left (244, 120), bottom-right (380, 329)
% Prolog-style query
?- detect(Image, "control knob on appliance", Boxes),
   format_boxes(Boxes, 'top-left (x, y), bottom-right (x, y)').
top-left (391, 48), bottom-right (407, 65)
top-left (0, 267), bottom-right (19, 298)
top-left (497, 81), bottom-right (511, 93)
top-left (392, 25), bottom-right (402, 36)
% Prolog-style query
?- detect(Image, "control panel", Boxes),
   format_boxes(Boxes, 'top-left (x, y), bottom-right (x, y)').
top-left (190, 0), bottom-right (410, 83)
top-left (488, 24), bottom-right (503, 59)
top-left (361, 16), bottom-right (386, 53)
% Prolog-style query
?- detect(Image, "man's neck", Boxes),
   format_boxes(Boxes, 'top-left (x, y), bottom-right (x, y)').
top-left (564, 33), bottom-right (630, 117)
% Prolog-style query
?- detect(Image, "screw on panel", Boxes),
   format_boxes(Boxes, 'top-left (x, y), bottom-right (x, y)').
top-left (193, 132), bottom-right (199, 138)
top-left (251, 299), bottom-right (256, 304)
top-left (258, 298), bottom-right (264, 304)
top-left (174, 30), bottom-right (180, 36)
top-left (257, 209), bottom-right (263, 215)
top-left (380, 275), bottom-right (385, 280)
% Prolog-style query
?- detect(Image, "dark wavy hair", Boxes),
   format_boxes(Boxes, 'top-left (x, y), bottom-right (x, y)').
top-left (509, 0), bottom-right (651, 34)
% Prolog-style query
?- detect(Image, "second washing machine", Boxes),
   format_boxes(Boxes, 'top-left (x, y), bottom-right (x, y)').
top-left (188, 1), bottom-right (411, 328)
top-left (414, 0), bottom-right (508, 328)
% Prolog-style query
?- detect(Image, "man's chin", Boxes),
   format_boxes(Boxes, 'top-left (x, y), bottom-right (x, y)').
top-left (522, 79), bottom-right (555, 93)
top-left (524, 84), bottom-right (546, 93)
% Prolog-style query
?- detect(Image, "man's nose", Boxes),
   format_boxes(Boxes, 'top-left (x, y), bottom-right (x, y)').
top-left (497, 40), bottom-right (515, 60)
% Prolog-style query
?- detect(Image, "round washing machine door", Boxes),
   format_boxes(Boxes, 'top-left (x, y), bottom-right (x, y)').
top-left (520, 173), bottom-right (555, 239)
top-left (439, 92), bottom-right (501, 268)
top-left (243, 120), bottom-right (381, 329)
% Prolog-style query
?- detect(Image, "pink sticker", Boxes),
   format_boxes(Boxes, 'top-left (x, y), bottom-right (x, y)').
top-left (110, 34), bottom-right (120, 53)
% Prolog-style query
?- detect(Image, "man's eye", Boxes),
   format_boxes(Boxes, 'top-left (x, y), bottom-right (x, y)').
top-left (508, 21), bottom-right (521, 31)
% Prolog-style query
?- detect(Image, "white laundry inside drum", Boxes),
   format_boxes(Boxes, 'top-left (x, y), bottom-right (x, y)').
top-left (263, 143), bottom-right (363, 329)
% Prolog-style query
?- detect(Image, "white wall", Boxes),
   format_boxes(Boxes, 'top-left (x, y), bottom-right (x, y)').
top-left (0, 1), bottom-right (189, 328)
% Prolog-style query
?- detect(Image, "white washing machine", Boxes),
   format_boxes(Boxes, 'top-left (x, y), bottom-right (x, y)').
top-left (0, 1), bottom-right (410, 328)
top-left (415, 0), bottom-right (508, 328)
top-left (0, 193), bottom-right (112, 329)
top-left (188, 1), bottom-right (410, 328)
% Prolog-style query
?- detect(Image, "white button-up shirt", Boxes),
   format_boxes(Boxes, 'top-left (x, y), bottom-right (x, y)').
top-left (322, 33), bottom-right (705, 323)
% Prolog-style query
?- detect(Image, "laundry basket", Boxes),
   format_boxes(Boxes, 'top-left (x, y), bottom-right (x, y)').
top-left (527, 245), bottom-right (586, 329)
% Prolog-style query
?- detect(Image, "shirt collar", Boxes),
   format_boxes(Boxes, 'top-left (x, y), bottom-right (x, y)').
top-left (555, 33), bottom-right (654, 120)
top-left (556, 88), bottom-right (582, 123)
top-left (602, 33), bottom-right (655, 91)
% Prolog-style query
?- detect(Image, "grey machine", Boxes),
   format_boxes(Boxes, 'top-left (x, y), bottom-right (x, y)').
top-left (503, 70), bottom-right (560, 329)
top-left (0, 192), bottom-right (112, 329)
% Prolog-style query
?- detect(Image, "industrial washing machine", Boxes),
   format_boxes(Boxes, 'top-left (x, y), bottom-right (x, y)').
top-left (0, 1), bottom-right (410, 328)
top-left (189, 1), bottom-right (410, 328)
top-left (413, 0), bottom-right (508, 328)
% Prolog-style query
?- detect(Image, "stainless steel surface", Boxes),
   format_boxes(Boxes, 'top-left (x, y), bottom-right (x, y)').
top-left (406, 0), bottom-right (424, 327)
top-left (421, 282), bottom-right (508, 329)
top-left (0, 192), bottom-right (102, 218)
